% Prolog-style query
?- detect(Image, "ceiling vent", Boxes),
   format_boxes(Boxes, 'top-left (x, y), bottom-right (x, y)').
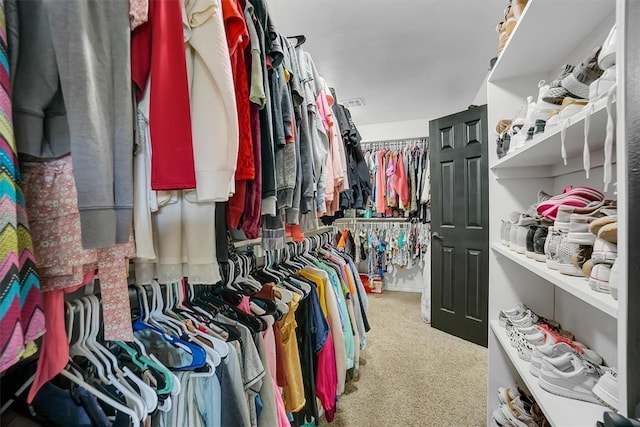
top-left (342, 98), bottom-right (365, 108)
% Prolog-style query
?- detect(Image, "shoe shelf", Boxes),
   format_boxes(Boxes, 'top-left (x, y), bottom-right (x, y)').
top-left (490, 97), bottom-right (611, 174)
top-left (491, 242), bottom-right (618, 318)
top-left (490, 321), bottom-right (608, 427)
top-left (488, 0), bottom-right (615, 83)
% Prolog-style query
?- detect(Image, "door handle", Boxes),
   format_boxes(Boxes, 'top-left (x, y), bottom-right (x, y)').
top-left (432, 232), bottom-right (444, 240)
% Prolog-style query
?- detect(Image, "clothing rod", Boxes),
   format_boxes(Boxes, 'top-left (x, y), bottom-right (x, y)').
top-left (360, 137), bottom-right (428, 146)
top-left (232, 226), bottom-right (334, 249)
top-left (333, 217), bottom-right (411, 223)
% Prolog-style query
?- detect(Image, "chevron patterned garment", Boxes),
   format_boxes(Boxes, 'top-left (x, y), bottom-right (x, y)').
top-left (0, 2), bottom-right (46, 373)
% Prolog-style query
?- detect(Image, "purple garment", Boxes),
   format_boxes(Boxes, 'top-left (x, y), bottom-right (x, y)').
top-left (242, 102), bottom-right (263, 239)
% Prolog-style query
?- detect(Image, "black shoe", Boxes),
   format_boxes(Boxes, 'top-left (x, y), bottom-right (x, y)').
top-left (604, 412), bottom-right (640, 427)
top-left (533, 226), bottom-right (548, 262)
top-left (526, 225), bottom-right (539, 259)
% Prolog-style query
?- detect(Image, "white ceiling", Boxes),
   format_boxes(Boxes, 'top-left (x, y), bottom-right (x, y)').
top-left (268, 0), bottom-right (507, 126)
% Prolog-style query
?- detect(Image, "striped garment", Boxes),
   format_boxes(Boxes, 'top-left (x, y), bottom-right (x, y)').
top-left (0, 1), bottom-right (45, 373)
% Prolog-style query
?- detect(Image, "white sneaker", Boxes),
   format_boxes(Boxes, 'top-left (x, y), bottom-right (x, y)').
top-left (530, 342), bottom-right (578, 378)
top-left (556, 232), bottom-right (584, 276)
top-left (598, 24), bottom-right (617, 70)
top-left (589, 67), bottom-right (617, 101)
top-left (545, 228), bottom-right (562, 270)
top-left (592, 236), bottom-right (617, 264)
top-left (530, 341), bottom-right (603, 377)
top-left (498, 386), bottom-right (521, 405)
top-left (499, 303), bottom-right (529, 328)
top-left (539, 354), bottom-right (603, 404)
top-left (493, 398), bottom-right (540, 427)
top-left (609, 259), bottom-right (619, 300)
top-left (507, 310), bottom-right (540, 329)
top-left (510, 220), bottom-right (520, 252)
top-left (589, 263), bottom-right (612, 293)
top-left (516, 225), bottom-right (529, 254)
top-left (592, 368), bottom-right (619, 410)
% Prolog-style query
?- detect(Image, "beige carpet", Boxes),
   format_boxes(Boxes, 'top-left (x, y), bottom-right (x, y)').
top-left (320, 291), bottom-right (487, 427)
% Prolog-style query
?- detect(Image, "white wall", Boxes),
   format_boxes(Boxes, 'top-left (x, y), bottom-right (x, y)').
top-left (358, 119), bottom-right (429, 142)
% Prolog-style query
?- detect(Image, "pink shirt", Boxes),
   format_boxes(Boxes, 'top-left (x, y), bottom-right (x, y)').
top-left (315, 330), bottom-right (337, 422)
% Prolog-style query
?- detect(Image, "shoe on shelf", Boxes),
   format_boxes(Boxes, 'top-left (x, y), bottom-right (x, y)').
top-left (515, 224), bottom-right (531, 255)
top-left (509, 212), bottom-right (523, 251)
top-left (567, 205), bottom-right (617, 245)
top-left (497, 386), bottom-right (519, 405)
top-left (525, 225), bottom-right (539, 259)
top-left (512, 96), bottom-right (536, 151)
top-left (493, 397), bottom-right (541, 427)
top-left (533, 226), bottom-right (548, 262)
top-left (571, 245), bottom-right (593, 272)
top-left (589, 263), bottom-right (612, 293)
top-left (598, 25), bottom-right (617, 70)
top-left (592, 236), bottom-right (617, 265)
top-left (582, 258), bottom-right (594, 278)
top-left (543, 47), bottom-right (605, 103)
top-left (539, 354), bottom-right (603, 404)
top-left (499, 303), bottom-right (532, 327)
top-left (516, 323), bottom-right (574, 362)
top-left (589, 215), bottom-right (617, 237)
top-left (504, 222), bottom-right (513, 246)
top-left (545, 228), bottom-right (562, 270)
top-left (598, 221), bottom-right (618, 244)
top-left (537, 186), bottom-right (604, 221)
top-left (602, 413), bottom-right (640, 427)
top-left (560, 97), bottom-right (589, 116)
top-left (553, 200), bottom-right (609, 233)
top-left (592, 368), bottom-right (619, 411)
top-left (556, 233), bottom-right (585, 277)
top-left (501, 220), bottom-right (508, 245)
top-left (530, 341), bottom-right (603, 378)
top-left (590, 67), bottom-right (617, 102)
top-left (609, 259), bottom-right (619, 300)
top-left (543, 65), bottom-right (576, 105)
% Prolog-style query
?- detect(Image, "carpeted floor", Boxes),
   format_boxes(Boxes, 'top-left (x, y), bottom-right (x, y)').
top-left (320, 291), bottom-right (487, 427)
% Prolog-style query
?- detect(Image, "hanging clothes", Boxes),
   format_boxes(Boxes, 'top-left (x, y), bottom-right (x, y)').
top-left (9, 0), bottom-right (135, 249)
top-left (0, 2), bottom-right (45, 374)
top-left (363, 140), bottom-right (429, 222)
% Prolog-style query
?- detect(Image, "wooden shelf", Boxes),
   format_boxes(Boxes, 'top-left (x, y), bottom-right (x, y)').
top-left (490, 321), bottom-right (608, 427)
top-left (491, 97), bottom-right (612, 172)
top-left (488, 0), bottom-right (615, 82)
top-left (491, 242), bottom-right (618, 318)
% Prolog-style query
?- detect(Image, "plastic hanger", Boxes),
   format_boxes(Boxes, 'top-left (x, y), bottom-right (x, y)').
top-left (81, 298), bottom-right (149, 420)
top-left (165, 282), bottom-right (228, 361)
top-left (86, 296), bottom-right (158, 414)
top-left (59, 367), bottom-right (140, 425)
top-left (131, 286), bottom-right (208, 371)
top-left (67, 300), bottom-right (147, 421)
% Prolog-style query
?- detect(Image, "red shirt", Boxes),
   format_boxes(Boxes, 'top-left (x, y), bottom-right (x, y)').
top-left (132, 0), bottom-right (196, 190)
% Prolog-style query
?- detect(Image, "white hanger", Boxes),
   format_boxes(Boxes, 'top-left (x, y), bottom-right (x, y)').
top-left (163, 282), bottom-right (228, 361)
top-left (86, 296), bottom-right (157, 414)
top-left (68, 299), bottom-right (146, 421)
top-left (59, 368), bottom-right (140, 425)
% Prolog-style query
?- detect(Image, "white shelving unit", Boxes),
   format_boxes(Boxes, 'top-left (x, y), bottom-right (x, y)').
top-left (490, 243), bottom-right (618, 318)
top-left (486, 0), bottom-right (628, 424)
top-left (491, 97), bottom-right (612, 172)
top-left (490, 321), bottom-right (608, 427)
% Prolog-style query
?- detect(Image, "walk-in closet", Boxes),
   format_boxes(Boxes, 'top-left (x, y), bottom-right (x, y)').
top-left (0, 0), bottom-right (637, 426)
